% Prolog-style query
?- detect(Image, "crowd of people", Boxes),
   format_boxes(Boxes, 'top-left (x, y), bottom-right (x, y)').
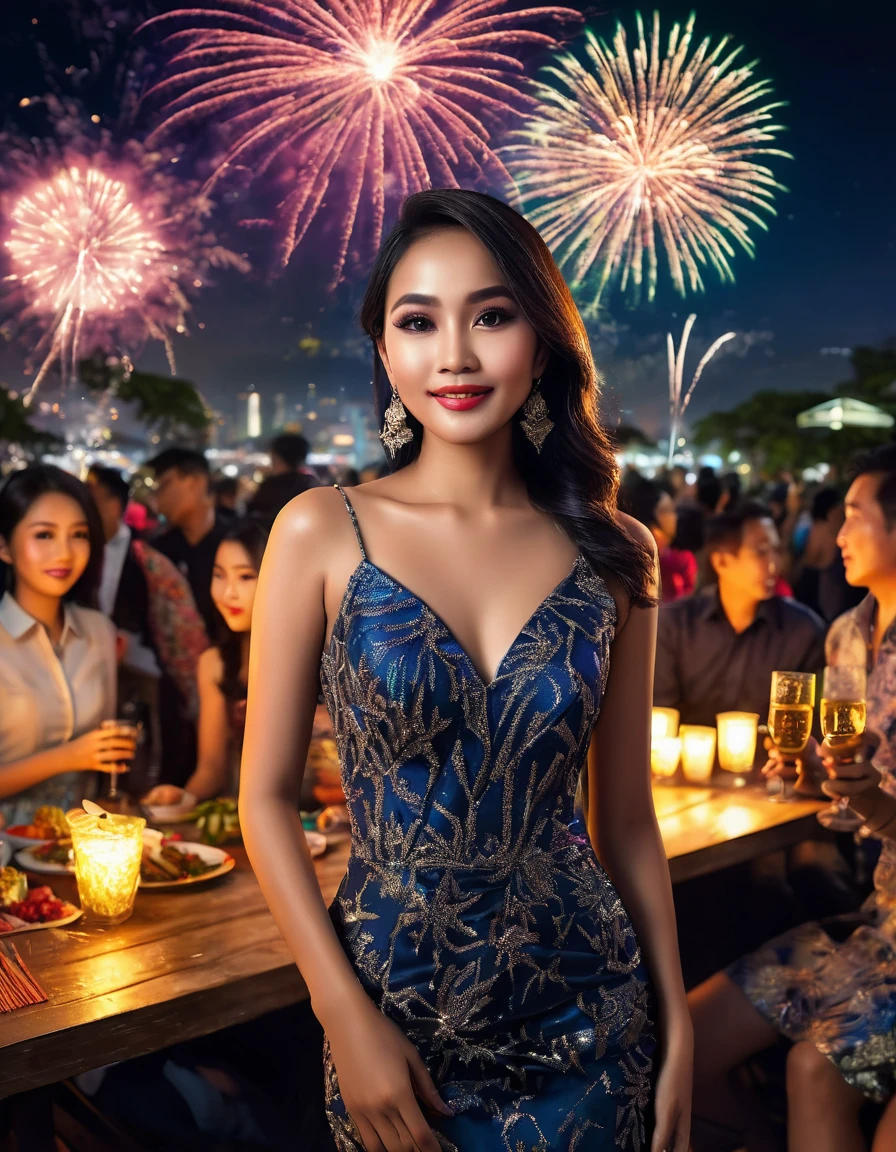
top-left (1, 431), bottom-right (896, 1150)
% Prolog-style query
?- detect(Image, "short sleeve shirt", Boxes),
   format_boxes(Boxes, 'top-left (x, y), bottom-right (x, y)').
top-left (0, 593), bottom-right (117, 827)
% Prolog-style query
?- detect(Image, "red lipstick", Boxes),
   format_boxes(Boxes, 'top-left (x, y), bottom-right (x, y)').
top-left (428, 384), bottom-right (493, 411)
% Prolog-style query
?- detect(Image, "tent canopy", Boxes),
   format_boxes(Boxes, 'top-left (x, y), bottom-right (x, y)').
top-left (796, 396), bottom-right (895, 430)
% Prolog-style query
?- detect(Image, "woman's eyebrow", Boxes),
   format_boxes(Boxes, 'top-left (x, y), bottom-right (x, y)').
top-left (27, 519), bottom-right (88, 528)
top-left (389, 285), bottom-right (512, 314)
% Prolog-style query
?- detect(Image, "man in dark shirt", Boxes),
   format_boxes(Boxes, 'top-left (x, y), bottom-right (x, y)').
top-left (248, 433), bottom-right (319, 529)
top-left (655, 501), bottom-right (825, 731)
top-left (147, 447), bottom-right (226, 638)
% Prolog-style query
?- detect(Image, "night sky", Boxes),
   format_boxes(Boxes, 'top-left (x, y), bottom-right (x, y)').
top-left (1, 0), bottom-right (894, 440)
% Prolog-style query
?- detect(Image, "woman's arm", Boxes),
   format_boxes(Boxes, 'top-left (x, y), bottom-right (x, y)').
top-left (239, 489), bottom-right (447, 1152)
top-left (0, 730), bottom-right (137, 799)
top-left (181, 648), bottom-right (232, 801)
top-left (587, 514), bottom-right (691, 1152)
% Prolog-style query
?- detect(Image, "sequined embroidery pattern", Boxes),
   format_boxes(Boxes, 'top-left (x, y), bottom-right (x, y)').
top-left (320, 488), bottom-right (655, 1149)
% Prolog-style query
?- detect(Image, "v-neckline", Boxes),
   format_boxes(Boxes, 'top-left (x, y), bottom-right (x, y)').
top-left (331, 553), bottom-right (585, 690)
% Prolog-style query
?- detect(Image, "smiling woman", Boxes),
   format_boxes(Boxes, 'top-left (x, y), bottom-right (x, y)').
top-left (0, 464), bottom-right (132, 828)
top-left (240, 190), bottom-right (693, 1152)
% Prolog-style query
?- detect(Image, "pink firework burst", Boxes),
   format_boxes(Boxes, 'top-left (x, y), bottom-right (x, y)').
top-left (142, 0), bottom-right (580, 281)
top-left (2, 129), bottom-right (248, 404)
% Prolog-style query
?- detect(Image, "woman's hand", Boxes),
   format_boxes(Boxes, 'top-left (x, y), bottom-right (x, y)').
top-left (143, 784), bottom-right (187, 806)
top-left (652, 1021), bottom-right (693, 1152)
top-left (66, 726), bottom-right (136, 774)
top-left (761, 735), bottom-right (826, 797)
top-left (819, 735), bottom-right (882, 801)
top-left (322, 992), bottom-right (451, 1152)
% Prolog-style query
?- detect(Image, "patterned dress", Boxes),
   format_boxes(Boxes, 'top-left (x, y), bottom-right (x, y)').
top-left (729, 594), bottom-right (896, 1101)
top-left (320, 487), bottom-right (655, 1152)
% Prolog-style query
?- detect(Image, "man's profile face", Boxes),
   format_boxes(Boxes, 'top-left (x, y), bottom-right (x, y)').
top-left (838, 473), bottom-right (896, 588)
top-left (154, 467), bottom-right (202, 526)
top-left (715, 517), bottom-right (780, 602)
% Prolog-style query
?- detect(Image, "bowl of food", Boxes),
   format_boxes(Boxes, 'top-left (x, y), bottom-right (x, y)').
top-left (3, 806), bottom-right (69, 853)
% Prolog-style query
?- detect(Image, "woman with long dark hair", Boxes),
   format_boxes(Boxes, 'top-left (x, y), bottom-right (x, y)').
top-left (240, 191), bottom-right (691, 1151)
top-left (0, 464), bottom-right (135, 826)
top-left (144, 517), bottom-right (268, 806)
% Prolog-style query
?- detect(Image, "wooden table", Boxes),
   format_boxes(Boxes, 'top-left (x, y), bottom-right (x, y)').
top-left (656, 784), bottom-right (826, 884)
top-left (0, 783), bottom-right (824, 1098)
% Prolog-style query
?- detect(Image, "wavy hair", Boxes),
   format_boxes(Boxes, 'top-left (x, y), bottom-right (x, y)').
top-left (359, 189), bottom-right (655, 609)
top-left (0, 464), bottom-right (105, 608)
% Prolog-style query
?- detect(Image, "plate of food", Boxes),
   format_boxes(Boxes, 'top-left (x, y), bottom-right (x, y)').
top-left (2, 806), bottom-right (69, 853)
top-left (15, 839), bottom-right (74, 876)
top-left (142, 789), bottom-right (199, 826)
top-left (139, 834), bottom-right (235, 890)
top-left (0, 868), bottom-right (82, 935)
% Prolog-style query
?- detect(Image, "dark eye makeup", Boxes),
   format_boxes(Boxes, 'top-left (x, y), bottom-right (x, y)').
top-left (394, 305), bottom-right (515, 332)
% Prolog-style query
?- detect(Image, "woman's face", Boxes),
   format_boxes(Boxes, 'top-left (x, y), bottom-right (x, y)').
top-left (378, 228), bottom-right (549, 447)
top-left (0, 492), bottom-right (91, 602)
top-left (211, 540), bottom-right (259, 633)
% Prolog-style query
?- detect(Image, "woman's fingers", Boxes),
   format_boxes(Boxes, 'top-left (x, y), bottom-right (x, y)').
top-left (388, 1101), bottom-right (441, 1152)
top-left (405, 1044), bottom-right (452, 1118)
top-left (354, 1117), bottom-right (387, 1152)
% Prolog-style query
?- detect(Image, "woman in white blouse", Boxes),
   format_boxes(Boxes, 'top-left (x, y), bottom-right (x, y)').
top-left (0, 464), bottom-right (136, 828)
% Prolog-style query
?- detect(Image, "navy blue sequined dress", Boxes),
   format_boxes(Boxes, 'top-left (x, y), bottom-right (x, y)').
top-left (321, 487), bottom-right (655, 1151)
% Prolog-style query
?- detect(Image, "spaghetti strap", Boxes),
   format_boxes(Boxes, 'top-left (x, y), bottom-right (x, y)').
top-left (333, 484), bottom-right (367, 560)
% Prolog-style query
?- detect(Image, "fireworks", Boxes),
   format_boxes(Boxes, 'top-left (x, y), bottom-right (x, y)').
top-left (667, 314), bottom-right (735, 465)
top-left (141, 0), bottom-right (580, 280)
top-left (1, 123), bottom-right (248, 404)
top-left (505, 11), bottom-right (791, 307)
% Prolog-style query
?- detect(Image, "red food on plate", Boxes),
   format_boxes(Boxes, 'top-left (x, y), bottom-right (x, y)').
top-left (5, 885), bottom-right (77, 924)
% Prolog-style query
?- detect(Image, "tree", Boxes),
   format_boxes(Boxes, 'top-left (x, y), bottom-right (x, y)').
top-left (0, 384), bottom-right (61, 455)
top-left (692, 390), bottom-right (833, 474)
top-left (79, 354), bottom-right (211, 444)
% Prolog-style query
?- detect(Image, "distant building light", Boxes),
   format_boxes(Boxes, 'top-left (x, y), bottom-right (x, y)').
top-left (685, 472), bottom-right (696, 485)
top-left (223, 464), bottom-right (239, 477)
top-left (333, 434), bottom-right (355, 446)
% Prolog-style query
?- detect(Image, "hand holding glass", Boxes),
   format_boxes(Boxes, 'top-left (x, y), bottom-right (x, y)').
top-left (767, 671), bottom-right (815, 801)
top-left (817, 665), bottom-right (867, 832)
top-left (100, 719), bottom-right (138, 800)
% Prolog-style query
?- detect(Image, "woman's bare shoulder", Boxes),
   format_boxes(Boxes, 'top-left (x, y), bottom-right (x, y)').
top-left (273, 484), bottom-right (349, 537)
top-left (197, 645), bottom-right (224, 681)
top-left (614, 509), bottom-right (658, 558)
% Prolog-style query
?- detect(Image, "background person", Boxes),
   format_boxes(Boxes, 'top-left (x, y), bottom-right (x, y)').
top-left (87, 465), bottom-right (208, 790)
top-left (654, 501), bottom-right (825, 732)
top-left (247, 433), bottom-right (320, 528)
top-left (620, 476), bottom-right (697, 602)
top-left (0, 464), bottom-right (134, 826)
top-left (144, 518), bottom-right (269, 807)
top-left (690, 444), bottom-right (896, 1152)
top-left (147, 447), bottom-right (226, 638)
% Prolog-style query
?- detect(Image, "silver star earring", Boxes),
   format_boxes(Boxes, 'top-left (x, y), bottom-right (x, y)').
top-left (520, 377), bottom-right (553, 452)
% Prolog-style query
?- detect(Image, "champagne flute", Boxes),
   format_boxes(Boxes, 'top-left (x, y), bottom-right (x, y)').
top-left (767, 671), bottom-right (816, 802)
top-left (817, 664), bottom-right (867, 832)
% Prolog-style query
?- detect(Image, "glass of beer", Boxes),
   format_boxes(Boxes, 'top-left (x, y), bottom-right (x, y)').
top-left (818, 664), bottom-right (867, 832)
top-left (767, 671), bottom-right (816, 802)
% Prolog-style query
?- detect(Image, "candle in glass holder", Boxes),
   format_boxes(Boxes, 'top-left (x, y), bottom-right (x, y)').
top-left (651, 707), bottom-right (681, 743)
top-left (680, 725), bottom-right (717, 784)
top-left (716, 712), bottom-right (759, 786)
top-left (651, 736), bottom-right (682, 780)
top-left (67, 808), bottom-right (146, 925)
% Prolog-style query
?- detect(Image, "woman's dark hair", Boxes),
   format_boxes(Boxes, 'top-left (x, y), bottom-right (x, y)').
top-left (617, 477), bottom-right (663, 531)
top-left (0, 464), bottom-right (105, 608)
top-left (215, 517), bottom-right (269, 700)
top-left (359, 189), bottom-right (655, 608)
